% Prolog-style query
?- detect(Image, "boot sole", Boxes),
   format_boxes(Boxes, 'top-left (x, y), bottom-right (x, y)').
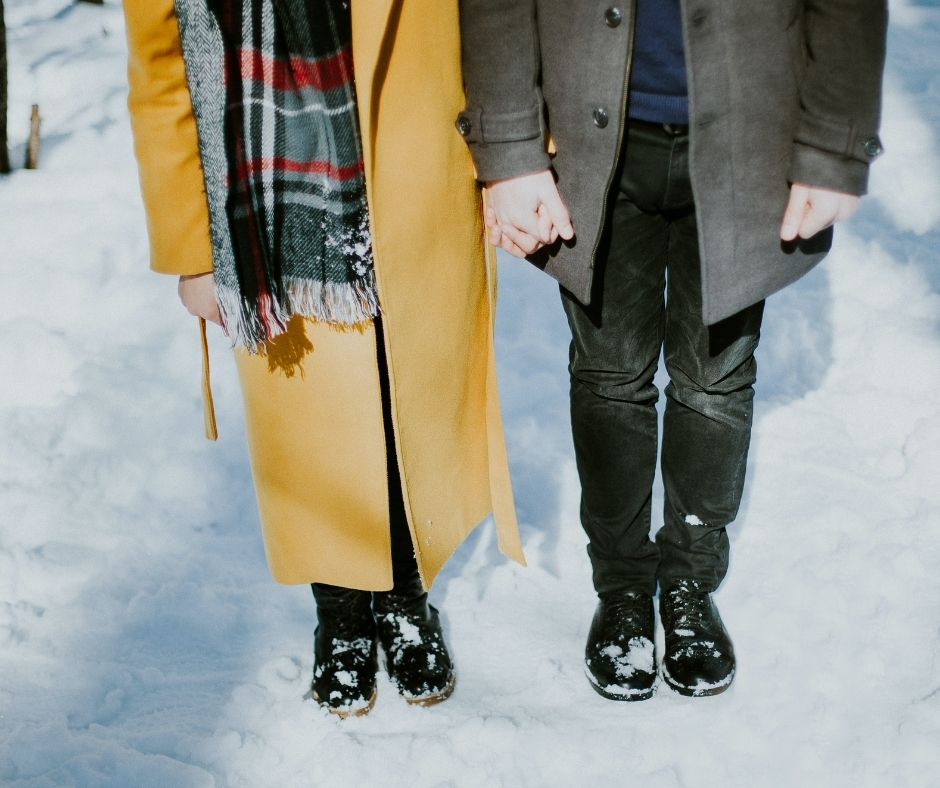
top-left (310, 686), bottom-right (377, 719)
top-left (402, 669), bottom-right (456, 707)
top-left (661, 665), bottom-right (734, 697)
top-left (585, 668), bottom-right (656, 702)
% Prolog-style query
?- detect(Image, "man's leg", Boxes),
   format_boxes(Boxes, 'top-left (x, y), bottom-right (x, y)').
top-left (562, 120), bottom-right (685, 700)
top-left (658, 215), bottom-right (763, 591)
top-left (562, 196), bottom-right (667, 599)
top-left (655, 202), bottom-right (764, 696)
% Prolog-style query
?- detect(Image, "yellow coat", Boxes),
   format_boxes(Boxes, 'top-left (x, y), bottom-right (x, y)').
top-left (123, 0), bottom-right (525, 590)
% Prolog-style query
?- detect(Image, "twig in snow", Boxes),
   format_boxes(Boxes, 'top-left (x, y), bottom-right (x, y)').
top-left (24, 104), bottom-right (40, 170)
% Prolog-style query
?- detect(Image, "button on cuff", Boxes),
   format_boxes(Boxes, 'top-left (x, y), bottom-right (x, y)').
top-left (454, 110), bottom-right (483, 143)
top-left (862, 136), bottom-right (883, 159)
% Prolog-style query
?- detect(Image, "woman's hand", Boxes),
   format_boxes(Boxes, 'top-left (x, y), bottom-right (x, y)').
top-left (178, 272), bottom-right (222, 326)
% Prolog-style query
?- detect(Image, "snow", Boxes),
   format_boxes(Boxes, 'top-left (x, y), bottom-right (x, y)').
top-left (1, 0), bottom-right (939, 785)
top-left (600, 638), bottom-right (656, 681)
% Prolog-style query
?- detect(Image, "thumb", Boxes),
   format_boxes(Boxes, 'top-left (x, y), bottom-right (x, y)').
top-left (781, 184), bottom-right (810, 241)
top-left (536, 204), bottom-right (556, 244)
top-left (542, 184), bottom-right (574, 240)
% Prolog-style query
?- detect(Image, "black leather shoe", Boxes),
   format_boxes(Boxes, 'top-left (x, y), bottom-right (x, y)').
top-left (660, 580), bottom-right (735, 697)
top-left (584, 590), bottom-right (657, 701)
top-left (374, 568), bottom-right (455, 705)
top-left (310, 584), bottom-right (378, 717)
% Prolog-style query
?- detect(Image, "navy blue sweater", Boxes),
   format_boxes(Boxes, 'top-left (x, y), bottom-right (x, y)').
top-left (628, 0), bottom-right (689, 125)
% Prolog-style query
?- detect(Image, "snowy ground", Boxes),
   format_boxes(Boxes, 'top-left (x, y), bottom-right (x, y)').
top-left (1, 1), bottom-right (939, 785)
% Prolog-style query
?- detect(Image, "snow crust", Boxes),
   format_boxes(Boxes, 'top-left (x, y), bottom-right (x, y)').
top-left (1, 1), bottom-right (940, 786)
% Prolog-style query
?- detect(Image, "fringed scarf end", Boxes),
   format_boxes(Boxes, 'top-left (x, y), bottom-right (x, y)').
top-left (216, 276), bottom-right (380, 352)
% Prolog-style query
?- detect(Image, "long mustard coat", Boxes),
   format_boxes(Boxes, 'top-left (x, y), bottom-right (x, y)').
top-left (123, 0), bottom-right (525, 591)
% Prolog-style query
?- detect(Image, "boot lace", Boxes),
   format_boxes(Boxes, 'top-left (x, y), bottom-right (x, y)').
top-left (600, 591), bottom-right (652, 632)
top-left (663, 582), bottom-right (713, 634)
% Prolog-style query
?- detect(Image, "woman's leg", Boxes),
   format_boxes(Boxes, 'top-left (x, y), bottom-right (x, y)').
top-left (373, 317), bottom-right (456, 705)
top-left (309, 581), bottom-right (377, 717)
top-left (311, 317), bottom-right (454, 714)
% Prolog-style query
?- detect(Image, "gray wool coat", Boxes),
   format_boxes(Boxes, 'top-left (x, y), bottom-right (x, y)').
top-left (457, 0), bottom-right (888, 324)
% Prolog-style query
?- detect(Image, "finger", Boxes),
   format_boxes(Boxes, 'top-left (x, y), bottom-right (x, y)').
top-left (485, 206), bottom-right (500, 231)
top-left (780, 184), bottom-right (810, 241)
top-left (489, 224), bottom-right (503, 247)
top-left (542, 188), bottom-right (575, 240)
top-left (797, 201), bottom-right (838, 239)
top-left (498, 234), bottom-right (529, 259)
top-left (536, 204), bottom-right (554, 244)
top-left (500, 222), bottom-right (543, 255)
top-left (503, 206), bottom-right (544, 240)
top-left (496, 221), bottom-right (535, 257)
top-left (207, 308), bottom-right (223, 327)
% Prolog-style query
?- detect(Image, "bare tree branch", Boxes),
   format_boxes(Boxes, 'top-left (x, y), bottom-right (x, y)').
top-left (0, 0), bottom-right (10, 175)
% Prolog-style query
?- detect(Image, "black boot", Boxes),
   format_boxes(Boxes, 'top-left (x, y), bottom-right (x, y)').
top-left (373, 567), bottom-right (455, 705)
top-left (660, 580), bottom-right (735, 697)
top-left (584, 590), bottom-right (657, 701)
top-left (310, 584), bottom-right (378, 717)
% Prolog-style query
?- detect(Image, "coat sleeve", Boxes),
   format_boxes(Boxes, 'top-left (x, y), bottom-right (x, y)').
top-left (787, 0), bottom-right (888, 196)
top-left (457, 0), bottom-right (551, 182)
top-left (124, 0), bottom-right (214, 275)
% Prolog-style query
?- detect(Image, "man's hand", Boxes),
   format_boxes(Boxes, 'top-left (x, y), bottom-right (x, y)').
top-left (178, 272), bottom-right (222, 326)
top-left (485, 170), bottom-right (575, 258)
top-left (780, 183), bottom-right (861, 242)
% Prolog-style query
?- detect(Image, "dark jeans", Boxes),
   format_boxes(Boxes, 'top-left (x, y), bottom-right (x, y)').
top-left (562, 119), bottom-right (764, 597)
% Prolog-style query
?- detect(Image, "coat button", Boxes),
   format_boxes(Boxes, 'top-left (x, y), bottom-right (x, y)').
top-left (593, 108), bottom-right (609, 128)
top-left (605, 7), bottom-right (623, 27)
top-left (863, 137), bottom-right (882, 157)
top-left (456, 117), bottom-right (473, 137)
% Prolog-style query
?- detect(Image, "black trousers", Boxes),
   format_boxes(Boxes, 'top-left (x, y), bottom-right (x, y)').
top-left (562, 119), bottom-right (764, 597)
top-left (376, 317), bottom-right (420, 587)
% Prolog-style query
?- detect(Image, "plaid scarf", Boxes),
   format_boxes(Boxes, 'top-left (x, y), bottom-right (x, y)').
top-left (206, 0), bottom-right (378, 348)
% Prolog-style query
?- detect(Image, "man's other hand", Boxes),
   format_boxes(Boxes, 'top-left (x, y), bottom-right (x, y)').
top-left (178, 272), bottom-right (222, 326)
top-left (780, 183), bottom-right (861, 242)
top-left (485, 170), bottom-right (575, 258)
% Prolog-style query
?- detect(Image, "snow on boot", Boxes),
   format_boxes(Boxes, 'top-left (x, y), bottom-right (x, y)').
top-left (660, 580), bottom-right (735, 697)
top-left (310, 584), bottom-right (378, 718)
top-left (373, 568), bottom-right (455, 706)
top-left (584, 590), bottom-right (657, 701)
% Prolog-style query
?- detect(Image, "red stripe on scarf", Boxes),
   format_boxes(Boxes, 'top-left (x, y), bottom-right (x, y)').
top-left (239, 47), bottom-right (354, 92)
top-left (234, 157), bottom-right (364, 182)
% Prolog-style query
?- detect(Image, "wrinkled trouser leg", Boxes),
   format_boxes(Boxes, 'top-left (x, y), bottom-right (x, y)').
top-left (563, 120), bottom-right (763, 597)
top-left (657, 223), bottom-right (763, 593)
top-left (562, 194), bottom-right (666, 598)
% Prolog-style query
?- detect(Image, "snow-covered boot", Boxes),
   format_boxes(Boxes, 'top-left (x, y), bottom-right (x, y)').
top-left (373, 568), bottom-right (455, 705)
top-left (584, 590), bottom-right (657, 701)
top-left (310, 583), bottom-right (378, 717)
top-left (660, 580), bottom-right (735, 697)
